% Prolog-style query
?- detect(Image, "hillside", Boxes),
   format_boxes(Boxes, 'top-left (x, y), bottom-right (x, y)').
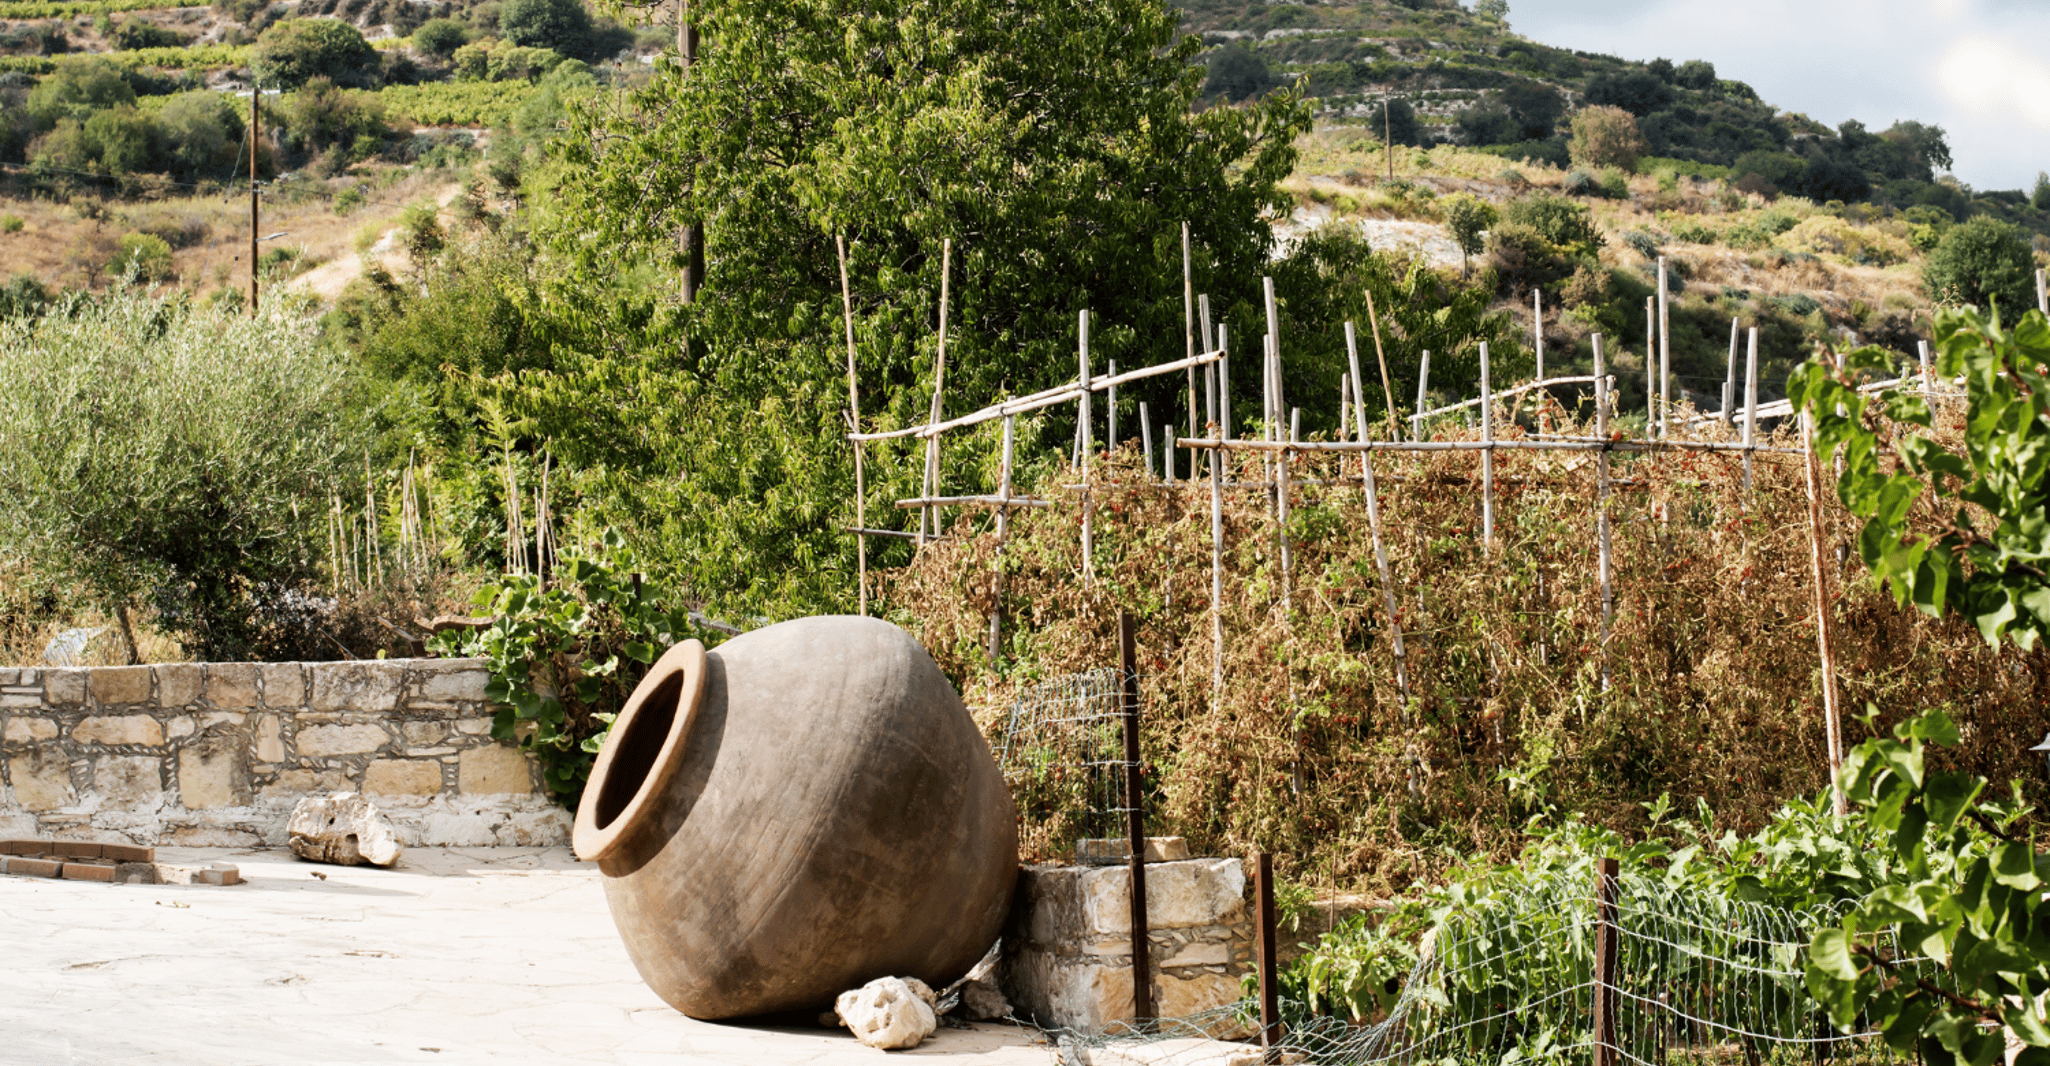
top-left (0, 0), bottom-right (2043, 415)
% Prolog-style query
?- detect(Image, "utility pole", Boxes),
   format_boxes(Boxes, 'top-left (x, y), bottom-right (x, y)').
top-left (248, 83), bottom-right (259, 314)
top-left (677, 0), bottom-right (703, 304)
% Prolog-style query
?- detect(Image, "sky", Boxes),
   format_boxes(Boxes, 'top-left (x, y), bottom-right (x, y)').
top-left (1501, 0), bottom-right (2050, 192)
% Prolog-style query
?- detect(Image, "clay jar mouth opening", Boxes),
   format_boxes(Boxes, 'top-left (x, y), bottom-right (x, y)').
top-left (572, 639), bottom-right (707, 863)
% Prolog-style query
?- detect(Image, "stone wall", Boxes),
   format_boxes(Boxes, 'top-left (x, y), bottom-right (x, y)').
top-left (1002, 858), bottom-right (1252, 1032)
top-left (0, 659), bottom-right (569, 848)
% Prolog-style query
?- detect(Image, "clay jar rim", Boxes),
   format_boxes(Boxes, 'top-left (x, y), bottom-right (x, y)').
top-left (572, 638), bottom-right (707, 863)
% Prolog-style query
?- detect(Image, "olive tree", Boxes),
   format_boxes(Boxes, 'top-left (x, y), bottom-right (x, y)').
top-left (0, 286), bottom-right (366, 660)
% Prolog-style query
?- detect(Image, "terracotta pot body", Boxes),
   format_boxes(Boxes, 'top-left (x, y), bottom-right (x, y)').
top-left (572, 615), bottom-right (1018, 1020)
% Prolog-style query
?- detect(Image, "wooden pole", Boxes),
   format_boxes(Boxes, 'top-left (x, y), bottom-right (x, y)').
top-left (1801, 411), bottom-right (1850, 817)
top-left (1255, 851), bottom-right (1281, 1060)
top-left (1657, 257), bottom-right (1670, 438)
top-left (1594, 334), bottom-right (1613, 693)
top-left (1346, 329), bottom-right (1410, 698)
top-left (1743, 328), bottom-right (1760, 497)
top-left (1533, 289), bottom-right (1544, 383)
top-left (1080, 309), bottom-right (1094, 583)
top-left (1120, 611), bottom-right (1153, 1025)
top-left (1363, 289), bottom-right (1399, 439)
top-left (836, 237), bottom-right (867, 616)
top-left (1480, 341), bottom-right (1495, 551)
top-left (248, 83), bottom-right (259, 314)
top-left (1591, 856), bottom-right (1621, 1066)
top-left (920, 240), bottom-right (953, 546)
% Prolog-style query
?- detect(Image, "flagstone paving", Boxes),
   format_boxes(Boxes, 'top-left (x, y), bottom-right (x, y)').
top-left (0, 846), bottom-right (1055, 1066)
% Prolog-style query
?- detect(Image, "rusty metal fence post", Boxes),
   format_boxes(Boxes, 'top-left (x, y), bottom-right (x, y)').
top-left (1119, 611), bottom-right (1153, 1024)
top-left (1592, 856), bottom-right (1621, 1066)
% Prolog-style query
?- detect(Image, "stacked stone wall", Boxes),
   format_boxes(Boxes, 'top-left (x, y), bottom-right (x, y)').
top-left (0, 659), bottom-right (568, 848)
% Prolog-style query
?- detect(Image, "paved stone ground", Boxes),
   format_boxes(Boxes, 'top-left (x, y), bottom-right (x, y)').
top-left (0, 847), bottom-right (1056, 1066)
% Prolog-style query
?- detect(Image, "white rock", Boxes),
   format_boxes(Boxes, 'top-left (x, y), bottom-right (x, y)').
top-left (835, 977), bottom-right (937, 1051)
top-left (287, 792), bottom-right (403, 867)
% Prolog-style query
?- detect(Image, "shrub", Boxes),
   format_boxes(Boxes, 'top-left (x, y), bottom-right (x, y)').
top-left (333, 184), bottom-right (365, 213)
top-left (253, 18), bottom-right (376, 88)
top-left (108, 17), bottom-right (183, 49)
top-left (1621, 229), bottom-right (1662, 260)
top-left (1772, 215), bottom-right (1914, 267)
top-left (0, 213), bottom-right (21, 232)
top-left (1923, 215), bottom-right (2036, 313)
top-left (1204, 40), bottom-right (1275, 102)
top-left (24, 53), bottom-right (131, 127)
top-left (156, 89), bottom-right (239, 178)
top-left (0, 283), bottom-right (365, 659)
top-left (412, 16), bottom-right (465, 57)
top-left (108, 231), bottom-right (172, 280)
top-left (1500, 192), bottom-right (1603, 256)
top-left (1568, 104), bottom-right (1645, 172)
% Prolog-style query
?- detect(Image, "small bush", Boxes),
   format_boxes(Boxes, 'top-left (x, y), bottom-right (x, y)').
top-left (1500, 192), bottom-right (1603, 256)
top-left (1668, 219), bottom-right (1715, 244)
top-left (1568, 104), bottom-right (1645, 172)
top-left (333, 184), bottom-right (366, 214)
top-left (1622, 229), bottom-right (1663, 260)
top-left (108, 231), bottom-right (172, 281)
top-left (0, 214), bottom-right (21, 232)
top-left (1773, 216), bottom-right (1914, 267)
top-left (1923, 215), bottom-right (2036, 312)
top-left (412, 16), bottom-right (465, 57)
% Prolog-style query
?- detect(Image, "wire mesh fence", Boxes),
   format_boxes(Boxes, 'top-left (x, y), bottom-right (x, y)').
top-left (994, 668), bottom-right (1134, 859)
top-left (1066, 866), bottom-right (1922, 1066)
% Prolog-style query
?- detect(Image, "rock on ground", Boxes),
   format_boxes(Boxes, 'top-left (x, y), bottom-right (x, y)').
top-left (835, 977), bottom-right (937, 1051)
top-left (288, 792), bottom-right (403, 867)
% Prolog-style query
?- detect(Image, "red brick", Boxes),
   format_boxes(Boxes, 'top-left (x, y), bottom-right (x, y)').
top-left (7, 856), bottom-right (60, 877)
top-left (102, 843), bottom-right (153, 863)
top-left (0, 839), bottom-right (45, 856)
top-left (52, 841), bottom-right (103, 859)
top-left (61, 861), bottom-right (116, 882)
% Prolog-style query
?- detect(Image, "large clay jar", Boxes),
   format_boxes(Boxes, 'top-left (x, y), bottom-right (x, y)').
top-left (572, 615), bottom-right (1018, 1020)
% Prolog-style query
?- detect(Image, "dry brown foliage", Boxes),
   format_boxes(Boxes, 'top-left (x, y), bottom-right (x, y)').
top-left (885, 399), bottom-right (2050, 895)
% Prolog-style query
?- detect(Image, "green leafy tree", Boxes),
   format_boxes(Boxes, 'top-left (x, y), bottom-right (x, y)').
top-left (253, 18), bottom-right (378, 88)
top-left (24, 55), bottom-right (133, 130)
top-left (1924, 216), bottom-right (2036, 313)
top-left (1568, 104), bottom-right (1646, 172)
top-left (157, 90), bottom-right (241, 179)
top-left (497, 0), bottom-right (589, 56)
top-left (1673, 59), bottom-right (1715, 91)
top-left (1204, 40), bottom-right (1276, 103)
top-left (0, 285), bottom-right (366, 660)
top-left (1499, 79), bottom-right (1561, 141)
top-left (1367, 97), bottom-right (1423, 147)
top-left (1792, 306), bottom-right (2048, 648)
top-left (1441, 192), bottom-right (1497, 277)
top-left (502, 0), bottom-right (1309, 620)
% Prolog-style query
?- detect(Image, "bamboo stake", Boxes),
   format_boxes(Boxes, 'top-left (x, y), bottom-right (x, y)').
top-left (836, 236), bottom-right (868, 615)
top-left (1480, 342), bottom-right (1495, 551)
top-left (1918, 340), bottom-right (1934, 409)
top-left (1209, 386), bottom-right (1226, 708)
top-left (1346, 332), bottom-right (1410, 699)
top-left (1108, 359), bottom-right (1119, 452)
top-left (1743, 328), bottom-right (1760, 497)
top-left (1723, 317), bottom-right (1740, 428)
top-left (1141, 402), bottom-right (1155, 478)
top-left (1657, 257), bottom-right (1670, 438)
top-left (1412, 350), bottom-right (1431, 438)
top-left (989, 415), bottom-right (1015, 663)
top-left (1801, 411), bottom-right (1850, 817)
top-left (1079, 309), bottom-right (1094, 582)
top-left (1533, 289), bottom-right (1544, 383)
top-left (1184, 222), bottom-right (1198, 477)
top-left (1363, 289), bottom-right (1399, 439)
top-left (1165, 424), bottom-right (1177, 485)
top-left (1220, 327), bottom-right (1232, 442)
top-left (1594, 334), bottom-right (1613, 693)
top-left (1199, 293), bottom-right (1216, 423)
top-left (2039, 268), bottom-right (2047, 316)
top-left (1644, 297), bottom-right (1656, 430)
top-left (920, 239), bottom-right (953, 546)
top-left (1338, 371), bottom-right (1351, 442)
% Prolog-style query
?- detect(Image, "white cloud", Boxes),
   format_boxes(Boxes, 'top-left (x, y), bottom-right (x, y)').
top-left (1935, 35), bottom-right (2050, 131)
